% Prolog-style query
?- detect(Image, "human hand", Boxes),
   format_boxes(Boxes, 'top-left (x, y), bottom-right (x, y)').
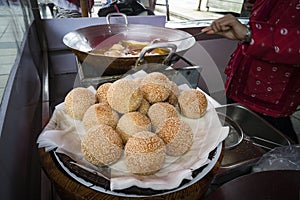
top-left (201, 14), bottom-right (248, 41)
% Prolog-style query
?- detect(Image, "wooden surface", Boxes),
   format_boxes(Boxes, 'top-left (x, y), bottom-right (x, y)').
top-left (38, 146), bottom-right (224, 200)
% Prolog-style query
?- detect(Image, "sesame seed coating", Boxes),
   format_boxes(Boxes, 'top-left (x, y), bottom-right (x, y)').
top-left (166, 92), bottom-right (178, 106)
top-left (107, 79), bottom-right (143, 114)
top-left (133, 77), bottom-right (143, 85)
top-left (82, 103), bottom-right (119, 132)
top-left (64, 87), bottom-right (96, 120)
top-left (169, 81), bottom-right (180, 97)
top-left (156, 117), bottom-right (193, 156)
top-left (140, 72), bottom-right (171, 103)
top-left (178, 89), bottom-right (208, 119)
top-left (116, 112), bottom-right (151, 143)
top-left (166, 81), bottom-right (180, 106)
top-left (70, 78), bottom-right (205, 176)
top-left (96, 82), bottom-right (112, 104)
top-left (137, 98), bottom-right (150, 115)
top-left (125, 131), bottom-right (166, 175)
top-left (147, 102), bottom-right (179, 131)
top-left (81, 124), bottom-right (123, 167)
top-left (125, 131), bottom-right (165, 153)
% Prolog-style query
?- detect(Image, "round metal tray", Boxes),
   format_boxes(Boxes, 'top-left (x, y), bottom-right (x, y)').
top-left (53, 142), bottom-right (222, 197)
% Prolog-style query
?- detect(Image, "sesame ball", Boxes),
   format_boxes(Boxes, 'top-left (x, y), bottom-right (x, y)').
top-left (147, 102), bottom-right (178, 131)
top-left (96, 82), bottom-right (112, 104)
top-left (133, 77), bottom-right (143, 85)
top-left (81, 124), bottom-right (123, 167)
top-left (107, 79), bottom-right (143, 114)
top-left (125, 131), bottom-right (166, 175)
top-left (137, 98), bottom-right (150, 115)
top-left (139, 72), bottom-right (171, 103)
top-left (64, 87), bottom-right (96, 120)
top-left (116, 112), bottom-right (151, 143)
top-left (178, 89), bottom-right (208, 119)
top-left (166, 81), bottom-right (180, 106)
top-left (82, 103), bottom-right (119, 132)
top-left (156, 117), bottom-right (193, 156)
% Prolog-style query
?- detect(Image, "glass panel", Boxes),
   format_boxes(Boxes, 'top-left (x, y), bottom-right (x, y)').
top-left (0, 0), bottom-right (34, 105)
top-left (37, 0), bottom-right (251, 20)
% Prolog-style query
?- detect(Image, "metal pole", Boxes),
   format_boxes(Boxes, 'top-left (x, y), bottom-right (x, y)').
top-left (197, 0), bottom-right (202, 11)
top-left (80, 0), bottom-right (89, 17)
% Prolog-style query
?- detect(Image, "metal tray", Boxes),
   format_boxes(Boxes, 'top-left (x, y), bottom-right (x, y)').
top-left (53, 142), bottom-right (222, 197)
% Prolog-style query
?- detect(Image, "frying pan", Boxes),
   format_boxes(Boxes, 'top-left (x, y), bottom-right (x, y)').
top-left (63, 13), bottom-right (196, 76)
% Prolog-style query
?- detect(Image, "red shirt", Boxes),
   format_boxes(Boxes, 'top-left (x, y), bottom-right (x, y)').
top-left (225, 0), bottom-right (300, 117)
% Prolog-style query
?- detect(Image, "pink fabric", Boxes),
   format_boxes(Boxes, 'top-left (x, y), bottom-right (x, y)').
top-left (114, 4), bottom-right (120, 13)
top-left (225, 0), bottom-right (300, 117)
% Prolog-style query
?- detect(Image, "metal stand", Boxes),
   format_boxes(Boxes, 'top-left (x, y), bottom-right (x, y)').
top-left (150, 0), bottom-right (170, 21)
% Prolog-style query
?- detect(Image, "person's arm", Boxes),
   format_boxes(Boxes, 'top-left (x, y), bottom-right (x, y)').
top-left (202, 14), bottom-right (300, 65)
top-left (201, 14), bottom-right (249, 41)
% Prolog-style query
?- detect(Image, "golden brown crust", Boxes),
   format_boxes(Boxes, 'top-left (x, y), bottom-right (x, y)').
top-left (156, 117), bottom-right (180, 143)
top-left (82, 103), bottom-right (119, 132)
top-left (169, 81), bottom-right (180, 97)
top-left (139, 72), bottom-right (171, 103)
top-left (96, 82), bottom-right (112, 104)
top-left (125, 131), bottom-right (166, 175)
top-left (81, 124), bottom-right (123, 167)
top-left (178, 89), bottom-right (208, 119)
top-left (156, 117), bottom-right (193, 156)
top-left (147, 102), bottom-right (179, 131)
top-left (116, 112), bottom-right (151, 143)
top-left (107, 79), bottom-right (143, 114)
top-left (137, 98), bottom-right (150, 115)
top-left (125, 131), bottom-right (165, 153)
top-left (166, 81), bottom-right (180, 106)
top-left (64, 87), bottom-right (96, 120)
top-left (81, 144), bottom-right (104, 166)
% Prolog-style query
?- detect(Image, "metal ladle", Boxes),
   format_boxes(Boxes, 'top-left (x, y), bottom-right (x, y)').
top-left (217, 112), bottom-right (287, 150)
top-left (151, 30), bottom-right (208, 44)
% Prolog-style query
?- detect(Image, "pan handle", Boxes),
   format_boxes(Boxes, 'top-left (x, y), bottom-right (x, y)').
top-left (106, 13), bottom-right (128, 25)
top-left (134, 43), bottom-right (177, 67)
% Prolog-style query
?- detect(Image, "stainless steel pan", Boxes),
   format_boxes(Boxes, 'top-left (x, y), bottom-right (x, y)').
top-left (63, 14), bottom-right (195, 75)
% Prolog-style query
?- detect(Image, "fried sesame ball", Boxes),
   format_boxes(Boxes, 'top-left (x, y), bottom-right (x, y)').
top-left (166, 81), bottom-right (180, 106)
top-left (125, 131), bottom-right (166, 175)
top-left (81, 124), bottom-right (123, 167)
top-left (96, 82), bottom-right (112, 104)
top-left (133, 77), bottom-right (143, 85)
top-left (178, 89), bottom-right (208, 119)
top-left (82, 103), bottom-right (119, 132)
top-left (139, 72), bottom-right (171, 103)
top-left (169, 81), bottom-right (180, 97)
top-left (137, 98), bottom-right (150, 115)
top-left (64, 87), bottom-right (96, 120)
top-left (106, 79), bottom-right (143, 114)
top-left (116, 112), bottom-right (151, 143)
top-left (156, 117), bottom-right (193, 156)
top-left (147, 102), bottom-right (178, 131)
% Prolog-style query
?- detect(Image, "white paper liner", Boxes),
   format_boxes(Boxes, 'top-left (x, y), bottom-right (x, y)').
top-left (37, 70), bottom-right (229, 191)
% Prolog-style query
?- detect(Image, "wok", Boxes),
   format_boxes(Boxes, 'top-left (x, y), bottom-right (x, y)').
top-left (63, 17), bottom-right (195, 76)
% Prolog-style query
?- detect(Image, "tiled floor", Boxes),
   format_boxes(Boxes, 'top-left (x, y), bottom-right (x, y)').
top-left (0, 4), bottom-right (27, 103)
top-left (1, 1), bottom-right (299, 143)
